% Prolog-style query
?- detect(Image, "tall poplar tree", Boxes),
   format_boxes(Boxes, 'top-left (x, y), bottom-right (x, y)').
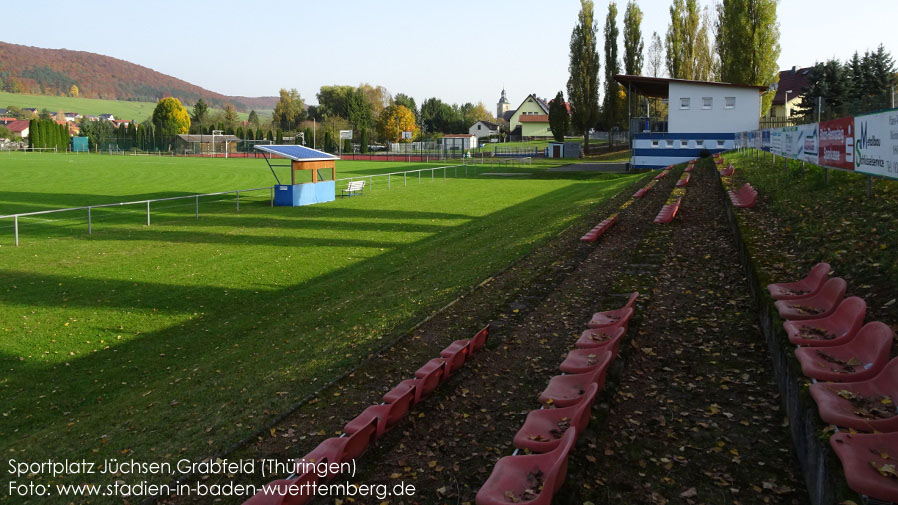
top-left (603, 2), bottom-right (621, 130)
top-left (665, 0), bottom-right (712, 80)
top-left (568, 0), bottom-right (601, 151)
top-left (623, 1), bottom-right (644, 122)
top-left (716, 0), bottom-right (781, 114)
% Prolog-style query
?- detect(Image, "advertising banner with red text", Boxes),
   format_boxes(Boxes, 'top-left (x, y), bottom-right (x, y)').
top-left (818, 117), bottom-right (854, 170)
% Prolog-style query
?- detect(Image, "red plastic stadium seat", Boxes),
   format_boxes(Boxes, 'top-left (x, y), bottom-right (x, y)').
top-left (579, 215), bottom-right (619, 243)
top-left (785, 296), bottom-right (866, 346)
top-left (774, 277), bottom-right (846, 321)
top-left (713, 153), bottom-right (720, 159)
top-left (440, 324), bottom-right (491, 360)
top-left (794, 322), bottom-right (893, 382)
top-left (344, 385), bottom-right (415, 438)
top-left (574, 325), bottom-right (627, 358)
top-left (470, 324), bottom-right (490, 353)
top-left (243, 471), bottom-right (318, 505)
top-left (513, 384), bottom-right (598, 453)
top-left (415, 357), bottom-right (447, 381)
top-left (301, 418), bottom-right (378, 480)
top-left (633, 187), bottom-right (648, 198)
top-left (654, 170), bottom-right (669, 180)
top-left (767, 262), bottom-right (831, 300)
top-left (718, 165), bottom-right (734, 177)
top-left (811, 356), bottom-right (898, 432)
top-left (654, 198), bottom-right (682, 224)
top-left (539, 366), bottom-right (610, 407)
top-left (676, 174), bottom-right (691, 186)
top-left (728, 183), bottom-right (757, 208)
top-left (559, 348), bottom-right (614, 374)
top-left (439, 343), bottom-right (468, 375)
top-left (831, 431), bottom-right (898, 502)
top-left (684, 164), bottom-right (694, 173)
top-left (475, 429), bottom-right (577, 505)
top-left (587, 292), bottom-right (637, 328)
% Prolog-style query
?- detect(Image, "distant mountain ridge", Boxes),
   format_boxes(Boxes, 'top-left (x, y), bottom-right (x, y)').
top-left (0, 41), bottom-right (277, 112)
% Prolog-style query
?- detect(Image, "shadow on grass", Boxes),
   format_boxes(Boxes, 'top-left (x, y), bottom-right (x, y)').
top-left (0, 175), bottom-right (640, 475)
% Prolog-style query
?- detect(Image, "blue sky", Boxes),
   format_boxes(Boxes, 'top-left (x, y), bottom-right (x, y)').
top-left (5, 0), bottom-right (896, 109)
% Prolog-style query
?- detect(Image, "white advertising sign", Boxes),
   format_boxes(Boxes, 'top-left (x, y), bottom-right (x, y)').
top-left (769, 128), bottom-right (783, 156)
top-left (781, 124), bottom-right (819, 163)
top-left (853, 110), bottom-right (898, 180)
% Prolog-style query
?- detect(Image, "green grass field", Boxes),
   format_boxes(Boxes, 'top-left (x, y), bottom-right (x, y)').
top-left (0, 153), bottom-right (643, 498)
top-left (0, 91), bottom-right (256, 121)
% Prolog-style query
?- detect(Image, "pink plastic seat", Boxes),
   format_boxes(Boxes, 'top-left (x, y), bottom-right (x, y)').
top-left (475, 429), bottom-right (577, 505)
top-left (831, 431), bottom-right (898, 502)
top-left (633, 187), bottom-right (648, 198)
top-left (587, 292), bottom-right (638, 328)
top-left (654, 170), bottom-right (669, 180)
top-left (301, 418), bottom-right (377, 481)
top-left (415, 357), bottom-right (449, 382)
top-left (539, 367), bottom-right (610, 407)
top-left (559, 349), bottom-right (614, 374)
top-left (580, 215), bottom-right (618, 243)
top-left (383, 363), bottom-right (441, 405)
top-left (785, 297), bottom-right (866, 346)
top-left (794, 322), bottom-right (893, 382)
top-left (574, 326), bottom-right (627, 358)
top-left (684, 164), bottom-right (694, 173)
top-left (675, 173), bottom-right (691, 186)
top-left (718, 165), bottom-right (734, 177)
top-left (513, 384), bottom-right (598, 453)
top-left (767, 262), bottom-right (831, 300)
top-left (243, 470), bottom-right (318, 505)
top-left (441, 324), bottom-right (492, 359)
top-left (811, 356), bottom-right (898, 432)
top-left (654, 198), bottom-right (682, 224)
top-left (344, 385), bottom-right (415, 438)
top-left (728, 183), bottom-right (757, 208)
top-left (774, 277), bottom-right (846, 321)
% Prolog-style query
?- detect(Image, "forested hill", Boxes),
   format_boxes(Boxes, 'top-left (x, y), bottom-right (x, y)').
top-left (0, 41), bottom-right (276, 111)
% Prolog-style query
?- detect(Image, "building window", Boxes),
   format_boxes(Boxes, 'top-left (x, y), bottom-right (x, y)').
top-left (695, 140), bottom-right (704, 147)
top-left (652, 140), bottom-right (660, 147)
top-left (702, 97), bottom-right (712, 109)
top-left (717, 140), bottom-right (726, 147)
top-left (477, 124), bottom-right (481, 130)
top-left (666, 140), bottom-right (674, 148)
top-left (680, 98), bottom-right (690, 109)
top-left (681, 140), bottom-right (689, 148)
top-left (725, 97), bottom-right (736, 109)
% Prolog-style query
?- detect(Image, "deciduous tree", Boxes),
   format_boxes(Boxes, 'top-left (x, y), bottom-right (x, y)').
top-left (716, 0), bottom-right (780, 113)
top-left (623, 1), bottom-right (643, 75)
top-left (272, 88), bottom-right (305, 131)
top-left (69, 84), bottom-right (79, 97)
top-left (567, 0), bottom-right (601, 151)
top-left (603, 1), bottom-right (622, 130)
top-left (152, 97), bottom-right (190, 136)
top-left (665, 0), bottom-right (712, 80)
top-left (377, 105), bottom-right (418, 143)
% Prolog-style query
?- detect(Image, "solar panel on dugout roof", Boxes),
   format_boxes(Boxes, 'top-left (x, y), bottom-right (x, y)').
top-left (254, 144), bottom-right (340, 161)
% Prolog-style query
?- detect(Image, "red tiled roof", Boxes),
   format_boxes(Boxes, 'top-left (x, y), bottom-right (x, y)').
top-left (773, 67), bottom-right (813, 104)
top-left (7, 120), bottom-right (30, 132)
top-left (519, 114), bottom-right (549, 123)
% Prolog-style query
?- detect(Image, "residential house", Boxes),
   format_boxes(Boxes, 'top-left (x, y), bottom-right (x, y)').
top-left (64, 112), bottom-right (81, 122)
top-left (508, 94), bottom-right (552, 140)
top-left (616, 74), bottom-right (766, 169)
top-left (7, 120), bottom-right (30, 138)
top-left (99, 114), bottom-right (115, 121)
top-left (0, 117), bottom-right (17, 126)
top-left (767, 66), bottom-right (812, 124)
top-left (469, 120), bottom-right (499, 139)
top-left (109, 119), bottom-right (134, 129)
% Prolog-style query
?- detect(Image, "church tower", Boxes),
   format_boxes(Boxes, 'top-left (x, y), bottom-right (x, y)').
top-left (497, 89), bottom-right (510, 120)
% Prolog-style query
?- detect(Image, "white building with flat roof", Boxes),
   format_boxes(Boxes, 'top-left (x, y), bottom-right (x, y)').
top-left (616, 75), bottom-right (767, 169)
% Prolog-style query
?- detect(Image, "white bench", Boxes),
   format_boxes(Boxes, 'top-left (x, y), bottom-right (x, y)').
top-left (341, 180), bottom-right (366, 197)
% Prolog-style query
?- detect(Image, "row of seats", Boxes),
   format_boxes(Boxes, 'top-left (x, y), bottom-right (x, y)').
top-left (654, 196), bottom-right (682, 224)
top-left (654, 167), bottom-right (671, 180)
top-left (729, 183), bottom-right (758, 208)
top-left (580, 213), bottom-right (619, 243)
top-left (719, 164), bottom-right (735, 177)
top-left (245, 325), bottom-right (491, 505)
top-left (768, 263), bottom-right (898, 502)
top-left (684, 159), bottom-right (695, 173)
top-left (632, 179), bottom-right (658, 199)
top-left (676, 173), bottom-right (691, 187)
top-left (475, 293), bottom-right (639, 504)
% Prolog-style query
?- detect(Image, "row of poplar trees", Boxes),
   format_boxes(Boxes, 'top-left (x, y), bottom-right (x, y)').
top-left (27, 119), bottom-right (69, 151)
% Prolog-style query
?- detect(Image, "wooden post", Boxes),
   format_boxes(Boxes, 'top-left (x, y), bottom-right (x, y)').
top-left (866, 176), bottom-right (873, 198)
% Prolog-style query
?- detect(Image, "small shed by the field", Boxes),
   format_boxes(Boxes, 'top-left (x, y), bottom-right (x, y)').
top-left (547, 141), bottom-right (581, 159)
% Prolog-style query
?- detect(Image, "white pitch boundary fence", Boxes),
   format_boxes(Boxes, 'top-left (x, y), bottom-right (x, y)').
top-left (0, 161), bottom-right (523, 247)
